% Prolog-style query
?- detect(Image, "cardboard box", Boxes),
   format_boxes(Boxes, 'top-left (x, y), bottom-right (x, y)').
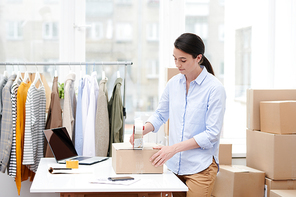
top-left (270, 190), bottom-right (296, 197)
top-left (112, 143), bottom-right (163, 174)
top-left (166, 67), bottom-right (179, 81)
top-left (260, 101), bottom-right (296, 134)
top-left (219, 144), bottom-right (232, 165)
top-left (246, 129), bottom-right (296, 180)
top-left (246, 89), bottom-right (296, 131)
top-left (211, 165), bottom-right (265, 197)
top-left (265, 178), bottom-right (296, 197)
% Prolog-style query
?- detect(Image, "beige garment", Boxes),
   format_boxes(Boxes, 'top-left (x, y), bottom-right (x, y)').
top-left (44, 77), bottom-right (62, 157)
top-left (95, 78), bottom-right (109, 156)
top-left (62, 73), bottom-right (77, 141)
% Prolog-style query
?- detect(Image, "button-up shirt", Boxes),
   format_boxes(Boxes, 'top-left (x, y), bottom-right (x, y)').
top-left (147, 66), bottom-right (226, 175)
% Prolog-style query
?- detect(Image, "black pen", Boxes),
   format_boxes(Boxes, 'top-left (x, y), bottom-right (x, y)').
top-left (48, 167), bottom-right (72, 173)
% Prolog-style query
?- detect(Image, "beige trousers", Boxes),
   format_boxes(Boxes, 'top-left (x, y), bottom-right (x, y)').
top-left (173, 158), bottom-right (218, 197)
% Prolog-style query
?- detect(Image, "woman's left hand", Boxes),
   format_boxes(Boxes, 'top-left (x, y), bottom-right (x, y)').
top-left (150, 145), bottom-right (177, 167)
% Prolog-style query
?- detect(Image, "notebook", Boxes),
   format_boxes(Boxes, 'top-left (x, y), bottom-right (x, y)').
top-left (43, 127), bottom-right (109, 165)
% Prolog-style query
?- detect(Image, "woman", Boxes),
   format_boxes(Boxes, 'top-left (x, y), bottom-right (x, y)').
top-left (131, 33), bottom-right (226, 197)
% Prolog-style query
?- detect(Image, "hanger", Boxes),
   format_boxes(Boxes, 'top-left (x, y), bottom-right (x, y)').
top-left (54, 63), bottom-right (58, 77)
top-left (23, 64), bottom-right (30, 83)
top-left (102, 70), bottom-right (106, 80)
top-left (69, 62), bottom-right (75, 74)
top-left (33, 66), bottom-right (43, 87)
top-left (116, 62), bottom-right (120, 78)
top-left (11, 64), bottom-right (16, 75)
top-left (16, 63), bottom-right (23, 82)
top-left (3, 67), bottom-right (8, 77)
top-left (91, 63), bottom-right (97, 76)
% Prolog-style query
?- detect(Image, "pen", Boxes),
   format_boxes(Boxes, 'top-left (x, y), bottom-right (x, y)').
top-left (48, 167), bottom-right (72, 173)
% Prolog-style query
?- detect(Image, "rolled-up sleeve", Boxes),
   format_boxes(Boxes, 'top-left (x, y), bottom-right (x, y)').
top-left (194, 85), bottom-right (226, 149)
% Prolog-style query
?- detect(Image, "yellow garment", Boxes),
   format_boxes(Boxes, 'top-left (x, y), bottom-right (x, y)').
top-left (15, 82), bottom-right (35, 195)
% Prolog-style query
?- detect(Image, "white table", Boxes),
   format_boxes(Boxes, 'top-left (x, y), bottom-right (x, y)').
top-left (30, 158), bottom-right (188, 197)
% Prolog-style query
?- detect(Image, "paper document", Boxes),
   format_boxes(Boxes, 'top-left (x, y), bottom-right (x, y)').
top-left (90, 177), bottom-right (140, 185)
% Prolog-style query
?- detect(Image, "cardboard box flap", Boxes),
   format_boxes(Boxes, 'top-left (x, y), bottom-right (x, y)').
top-left (112, 142), bottom-right (158, 150)
top-left (261, 100), bottom-right (296, 104)
top-left (221, 165), bottom-right (264, 174)
top-left (270, 190), bottom-right (296, 197)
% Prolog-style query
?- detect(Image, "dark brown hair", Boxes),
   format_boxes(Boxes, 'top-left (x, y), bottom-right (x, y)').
top-left (174, 33), bottom-right (215, 75)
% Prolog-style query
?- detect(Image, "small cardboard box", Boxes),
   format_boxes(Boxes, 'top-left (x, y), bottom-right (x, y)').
top-left (211, 165), bottom-right (265, 197)
top-left (246, 129), bottom-right (296, 180)
top-left (219, 144), bottom-right (232, 165)
top-left (260, 100), bottom-right (296, 134)
top-left (270, 190), bottom-right (296, 197)
top-left (265, 178), bottom-right (296, 197)
top-left (112, 143), bottom-right (163, 174)
top-left (246, 89), bottom-right (296, 131)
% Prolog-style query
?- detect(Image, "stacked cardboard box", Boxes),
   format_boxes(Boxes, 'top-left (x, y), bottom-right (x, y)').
top-left (212, 143), bottom-right (266, 197)
top-left (219, 144), bottom-right (232, 165)
top-left (246, 89), bottom-right (296, 197)
top-left (212, 165), bottom-right (265, 197)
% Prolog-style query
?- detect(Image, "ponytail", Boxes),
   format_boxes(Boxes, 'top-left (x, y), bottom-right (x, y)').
top-left (201, 55), bottom-right (215, 76)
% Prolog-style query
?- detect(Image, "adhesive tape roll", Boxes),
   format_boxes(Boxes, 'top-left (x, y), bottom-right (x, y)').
top-left (135, 119), bottom-right (143, 135)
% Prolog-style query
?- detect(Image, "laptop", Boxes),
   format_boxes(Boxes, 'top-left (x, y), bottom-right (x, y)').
top-left (43, 127), bottom-right (109, 165)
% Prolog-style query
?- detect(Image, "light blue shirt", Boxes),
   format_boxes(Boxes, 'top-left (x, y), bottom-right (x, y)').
top-left (147, 66), bottom-right (226, 175)
top-left (75, 78), bottom-right (84, 156)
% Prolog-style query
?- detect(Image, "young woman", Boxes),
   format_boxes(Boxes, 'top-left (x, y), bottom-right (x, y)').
top-left (131, 33), bottom-right (226, 197)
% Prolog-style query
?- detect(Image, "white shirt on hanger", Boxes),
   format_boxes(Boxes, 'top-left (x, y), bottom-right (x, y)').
top-left (83, 72), bottom-right (99, 157)
top-left (81, 75), bottom-right (91, 139)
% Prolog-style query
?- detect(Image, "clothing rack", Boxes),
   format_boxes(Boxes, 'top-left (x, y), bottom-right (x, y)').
top-left (0, 61), bottom-right (132, 133)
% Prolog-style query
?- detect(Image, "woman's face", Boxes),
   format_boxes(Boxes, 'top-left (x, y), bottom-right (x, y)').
top-left (173, 47), bottom-right (202, 76)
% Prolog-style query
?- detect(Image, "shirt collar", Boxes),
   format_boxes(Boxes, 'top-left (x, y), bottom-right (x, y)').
top-left (195, 66), bottom-right (208, 85)
top-left (178, 65), bottom-right (208, 85)
top-left (65, 73), bottom-right (76, 82)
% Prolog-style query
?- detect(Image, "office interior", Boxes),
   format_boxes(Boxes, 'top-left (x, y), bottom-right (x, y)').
top-left (0, 0), bottom-right (295, 197)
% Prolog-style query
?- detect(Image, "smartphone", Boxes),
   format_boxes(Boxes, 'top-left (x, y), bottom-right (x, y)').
top-left (108, 176), bottom-right (134, 181)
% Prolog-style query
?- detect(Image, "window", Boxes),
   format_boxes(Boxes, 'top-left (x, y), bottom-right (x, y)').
top-left (115, 0), bottom-right (132, 5)
top-left (115, 23), bottom-right (132, 42)
top-left (6, 21), bottom-right (23, 40)
top-left (146, 23), bottom-right (159, 42)
top-left (235, 27), bottom-right (252, 99)
top-left (6, 0), bottom-right (22, 3)
top-left (86, 22), bottom-right (104, 40)
top-left (43, 22), bottom-right (59, 40)
top-left (86, 0), bottom-right (113, 17)
top-left (146, 60), bottom-right (159, 79)
top-left (219, 24), bottom-right (224, 42)
top-left (44, 0), bottom-right (58, 4)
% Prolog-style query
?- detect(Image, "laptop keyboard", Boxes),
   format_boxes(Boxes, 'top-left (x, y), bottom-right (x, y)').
top-left (75, 157), bottom-right (91, 161)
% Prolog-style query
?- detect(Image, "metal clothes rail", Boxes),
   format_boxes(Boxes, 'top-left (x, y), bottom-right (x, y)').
top-left (0, 61), bottom-right (132, 133)
top-left (0, 61), bottom-right (133, 66)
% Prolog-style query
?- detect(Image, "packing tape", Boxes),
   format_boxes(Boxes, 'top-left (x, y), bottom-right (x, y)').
top-left (135, 119), bottom-right (143, 135)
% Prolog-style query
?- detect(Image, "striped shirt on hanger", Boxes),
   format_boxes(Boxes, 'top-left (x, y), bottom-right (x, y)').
top-left (8, 78), bottom-right (22, 177)
top-left (23, 84), bottom-right (46, 173)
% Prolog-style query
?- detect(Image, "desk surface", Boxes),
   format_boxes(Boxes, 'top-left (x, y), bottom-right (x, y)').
top-left (30, 158), bottom-right (188, 193)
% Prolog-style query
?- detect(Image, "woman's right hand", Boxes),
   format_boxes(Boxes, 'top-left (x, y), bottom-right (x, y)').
top-left (129, 133), bottom-right (134, 145)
